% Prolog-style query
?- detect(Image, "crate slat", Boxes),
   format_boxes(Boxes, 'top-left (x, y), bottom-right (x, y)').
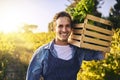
top-left (83, 36), bottom-right (110, 47)
top-left (68, 39), bottom-right (80, 47)
top-left (86, 24), bottom-right (113, 35)
top-left (74, 23), bottom-right (84, 28)
top-left (70, 34), bottom-right (82, 40)
top-left (72, 29), bottom-right (112, 41)
top-left (73, 29), bottom-right (83, 34)
top-left (81, 43), bottom-right (110, 52)
top-left (86, 14), bottom-right (112, 26)
top-left (84, 30), bottom-right (112, 41)
top-left (70, 34), bottom-right (110, 47)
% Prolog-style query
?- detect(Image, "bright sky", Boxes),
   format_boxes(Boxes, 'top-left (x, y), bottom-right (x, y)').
top-left (0, 0), bottom-right (117, 33)
top-left (97, 0), bottom-right (117, 17)
top-left (0, 0), bottom-right (70, 33)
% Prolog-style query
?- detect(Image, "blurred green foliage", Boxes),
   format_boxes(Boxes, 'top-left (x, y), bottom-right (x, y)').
top-left (0, 32), bottom-right (55, 80)
top-left (77, 29), bottom-right (120, 80)
top-left (0, 29), bottom-right (120, 80)
top-left (66, 0), bottom-right (95, 23)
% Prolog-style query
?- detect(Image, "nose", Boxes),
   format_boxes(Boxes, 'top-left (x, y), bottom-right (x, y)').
top-left (62, 26), bottom-right (67, 32)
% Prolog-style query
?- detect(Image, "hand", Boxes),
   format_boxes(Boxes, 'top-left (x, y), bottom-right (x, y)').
top-left (102, 52), bottom-right (106, 59)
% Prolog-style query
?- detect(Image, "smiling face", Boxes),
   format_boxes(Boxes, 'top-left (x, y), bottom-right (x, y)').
top-left (54, 16), bottom-right (72, 45)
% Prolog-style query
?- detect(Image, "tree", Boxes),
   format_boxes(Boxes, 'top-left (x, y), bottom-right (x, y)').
top-left (66, 0), bottom-right (81, 8)
top-left (109, 0), bottom-right (120, 29)
top-left (48, 22), bottom-right (54, 32)
top-left (21, 24), bottom-right (38, 33)
top-left (92, 0), bottom-right (102, 17)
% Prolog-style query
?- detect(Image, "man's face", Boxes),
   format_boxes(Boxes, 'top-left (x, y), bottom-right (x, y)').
top-left (55, 17), bottom-right (72, 42)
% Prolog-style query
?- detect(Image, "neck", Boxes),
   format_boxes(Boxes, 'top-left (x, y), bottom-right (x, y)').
top-left (54, 39), bottom-right (69, 45)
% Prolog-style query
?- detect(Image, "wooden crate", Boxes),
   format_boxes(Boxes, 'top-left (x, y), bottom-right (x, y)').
top-left (68, 14), bottom-right (114, 52)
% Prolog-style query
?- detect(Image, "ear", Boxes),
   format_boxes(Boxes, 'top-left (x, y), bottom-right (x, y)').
top-left (53, 22), bottom-right (56, 32)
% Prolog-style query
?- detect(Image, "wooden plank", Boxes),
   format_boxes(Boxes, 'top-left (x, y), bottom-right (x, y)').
top-left (72, 28), bottom-right (112, 41)
top-left (74, 23), bottom-right (84, 28)
top-left (68, 39), bottom-right (80, 47)
top-left (73, 29), bottom-right (83, 34)
top-left (86, 14), bottom-right (112, 26)
top-left (81, 43), bottom-right (110, 52)
top-left (70, 34), bottom-right (82, 40)
top-left (84, 30), bottom-right (112, 41)
top-left (83, 36), bottom-right (111, 47)
top-left (86, 24), bottom-right (114, 35)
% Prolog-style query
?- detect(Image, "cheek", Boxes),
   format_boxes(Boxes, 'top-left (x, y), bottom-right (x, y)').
top-left (54, 27), bottom-right (60, 35)
top-left (55, 27), bottom-right (59, 32)
top-left (53, 26), bottom-right (58, 32)
top-left (67, 28), bottom-right (72, 32)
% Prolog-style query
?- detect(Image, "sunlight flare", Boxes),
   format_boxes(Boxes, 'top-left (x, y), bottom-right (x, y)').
top-left (0, 3), bottom-right (31, 33)
top-left (0, 6), bottom-right (23, 33)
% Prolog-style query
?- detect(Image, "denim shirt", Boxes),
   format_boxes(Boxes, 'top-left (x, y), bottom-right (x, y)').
top-left (26, 40), bottom-right (104, 80)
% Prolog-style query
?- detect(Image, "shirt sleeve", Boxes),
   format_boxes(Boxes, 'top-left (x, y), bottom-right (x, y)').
top-left (26, 48), bottom-right (43, 80)
top-left (81, 48), bottom-right (104, 61)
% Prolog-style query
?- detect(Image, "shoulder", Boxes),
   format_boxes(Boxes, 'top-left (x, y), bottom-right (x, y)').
top-left (33, 43), bottom-right (50, 59)
top-left (75, 46), bottom-right (96, 53)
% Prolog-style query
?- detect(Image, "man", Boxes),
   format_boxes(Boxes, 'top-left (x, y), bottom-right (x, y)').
top-left (26, 11), bottom-right (104, 80)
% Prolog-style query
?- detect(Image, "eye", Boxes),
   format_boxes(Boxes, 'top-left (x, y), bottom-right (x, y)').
top-left (66, 24), bottom-right (71, 28)
top-left (58, 25), bottom-right (63, 28)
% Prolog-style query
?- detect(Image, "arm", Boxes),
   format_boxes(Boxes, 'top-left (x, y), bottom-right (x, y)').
top-left (81, 48), bottom-right (105, 61)
top-left (26, 48), bottom-right (43, 80)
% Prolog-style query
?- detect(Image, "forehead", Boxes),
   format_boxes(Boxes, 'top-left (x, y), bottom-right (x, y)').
top-left (56, 17), bottom-right (71, 24)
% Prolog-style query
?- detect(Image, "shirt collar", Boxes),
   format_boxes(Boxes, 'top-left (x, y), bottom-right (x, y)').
top-left (44, 39), bottom-right (77, 54)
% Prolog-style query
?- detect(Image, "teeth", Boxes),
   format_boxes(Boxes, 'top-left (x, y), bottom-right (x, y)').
top-left (62, 33), bottom-right (67, 36)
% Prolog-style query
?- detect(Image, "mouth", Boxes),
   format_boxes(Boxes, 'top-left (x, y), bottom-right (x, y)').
top-left (60, 32), bottom-right (69, 39)
top-left (61, 32), bottom-right (68, 36)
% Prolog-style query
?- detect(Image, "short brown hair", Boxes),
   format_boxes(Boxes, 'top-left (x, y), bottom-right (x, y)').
top-left (53, 11), bottom-right (73, 28)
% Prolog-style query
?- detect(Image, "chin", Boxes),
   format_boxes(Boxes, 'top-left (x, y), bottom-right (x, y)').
top-left (61, 39), bottom-right (68, 42)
